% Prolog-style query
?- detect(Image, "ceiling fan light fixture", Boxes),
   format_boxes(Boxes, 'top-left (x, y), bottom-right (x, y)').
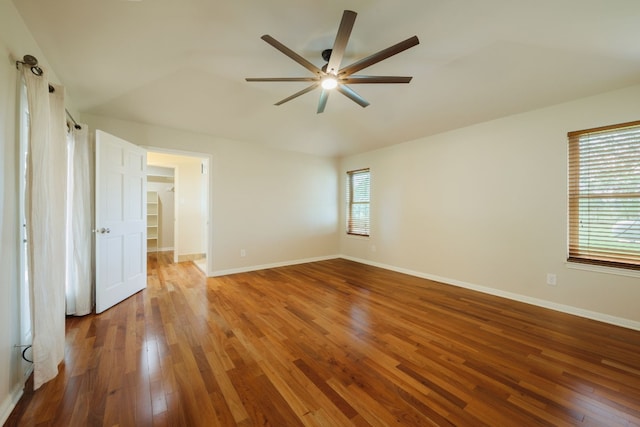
top-left (321, 76), bottom-right (338, 90)
top-left (246, 10), bottom-right (419, 112)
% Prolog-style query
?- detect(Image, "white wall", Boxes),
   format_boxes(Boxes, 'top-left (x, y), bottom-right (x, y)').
top-left (175, 155), bottom-right (205, 257)
top-left (83, 114), bottom-right (341, 274)
top-left (340, 84), bottom-right (640, 328)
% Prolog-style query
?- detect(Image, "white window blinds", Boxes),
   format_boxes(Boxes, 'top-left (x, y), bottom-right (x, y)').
top-left (568, 120), bottom-right (640, 270)
top-left (347, 168), bottom-right (370, 236)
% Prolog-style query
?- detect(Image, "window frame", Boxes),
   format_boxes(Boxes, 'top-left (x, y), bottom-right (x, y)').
top-left (346, 168), bottom-right (371, 237)
top-left (567, 120), bottom-right (640, 271)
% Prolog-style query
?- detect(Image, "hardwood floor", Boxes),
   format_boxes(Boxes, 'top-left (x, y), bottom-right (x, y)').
top-left (6, 254), bottom-right (640, 426)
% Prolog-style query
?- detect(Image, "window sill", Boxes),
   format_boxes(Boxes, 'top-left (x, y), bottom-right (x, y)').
top-left (346, 233), bottom-right (369, 240)
top-left (566, 261), bottom-right (640, 279)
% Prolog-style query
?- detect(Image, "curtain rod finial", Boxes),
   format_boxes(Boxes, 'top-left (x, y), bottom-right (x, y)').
top-left (16, 54), bottom-right (43, 76)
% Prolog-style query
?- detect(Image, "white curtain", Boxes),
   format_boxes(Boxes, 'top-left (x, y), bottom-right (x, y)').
top-left (66, 124), bottom-right (93, 315)
top-left (22, 68), bottom-right (67, 390)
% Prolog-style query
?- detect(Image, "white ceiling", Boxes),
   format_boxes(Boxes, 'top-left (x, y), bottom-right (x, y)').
top-left (13, 0), bottom-right (640, 157)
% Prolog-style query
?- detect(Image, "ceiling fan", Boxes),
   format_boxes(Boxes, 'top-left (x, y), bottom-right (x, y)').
top-left (246, 10), bottom-right (419, 113)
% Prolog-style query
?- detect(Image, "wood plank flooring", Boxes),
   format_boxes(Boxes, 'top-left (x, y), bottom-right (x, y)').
top-left (6, 254), bottom-right (640, 426)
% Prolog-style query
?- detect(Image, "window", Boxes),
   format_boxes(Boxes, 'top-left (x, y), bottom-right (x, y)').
top-left (19, 76), bottom-right (32, 357)
top-left (568, 120), bottom-right (640, 270)
top-left (346, 168), bottom-right (370, 236)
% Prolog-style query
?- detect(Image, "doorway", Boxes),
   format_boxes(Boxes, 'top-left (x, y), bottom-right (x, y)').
top-left (146, 149), bottom-right (211, 275)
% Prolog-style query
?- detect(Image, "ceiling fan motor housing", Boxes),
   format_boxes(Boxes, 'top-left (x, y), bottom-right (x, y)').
top-left (321, 49), bottom-right (333, 63)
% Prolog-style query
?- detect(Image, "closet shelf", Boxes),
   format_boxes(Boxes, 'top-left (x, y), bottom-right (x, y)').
top-left (147, 175), bottom-right (174, 183)
top-left (147, 191), bottom-right (159, 252)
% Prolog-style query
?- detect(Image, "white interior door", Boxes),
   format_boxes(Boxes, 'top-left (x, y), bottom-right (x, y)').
top-left (95, 130), bottom-right (147, 313)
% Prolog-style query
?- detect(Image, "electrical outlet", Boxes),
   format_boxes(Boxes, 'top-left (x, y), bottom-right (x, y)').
top-left (546, 273), bottom-right (557, 286)
top-left (240, 249), bottom-right (246, 257)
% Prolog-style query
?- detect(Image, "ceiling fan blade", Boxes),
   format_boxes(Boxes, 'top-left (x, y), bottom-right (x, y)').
top-left (246, 77), bottom-right (319, 82)
top-left (336, 85), bottom-right (369, 108)
top-left (317, 89), bottom-right (330, 114)
top-left (326, 10), bottom-right (357, 75)
top-left (338, 35), bottom-right (419, 77)
top-left (274, 82), bottom-right (320, 106)
top-left (340, 76), bottom-right (413, 84)
top-left (261, 35), bottom-right (322, 75)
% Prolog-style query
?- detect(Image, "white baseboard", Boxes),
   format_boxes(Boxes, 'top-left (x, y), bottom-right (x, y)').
top-left (211, 255), bottom-right (340, 277)
top-left (0, 382), bottom-right (25, 426)
top-left (340, 255), bottom-right (640, 331)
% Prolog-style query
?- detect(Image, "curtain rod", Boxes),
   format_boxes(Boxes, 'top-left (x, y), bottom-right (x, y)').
top-left (17, 54), bottom-right (82, 130)
top-left (65, 109), bottom-right (82, 130)
top-left (46, 84), bottom-right (81, 130)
